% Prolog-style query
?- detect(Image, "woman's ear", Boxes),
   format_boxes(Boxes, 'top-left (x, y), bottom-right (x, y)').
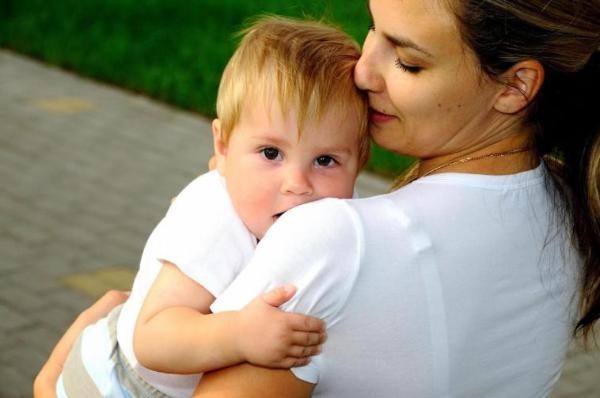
top-left (494, 60), bottom-right (545, 114)
top-left (211, 119), bottom-right (227, 175)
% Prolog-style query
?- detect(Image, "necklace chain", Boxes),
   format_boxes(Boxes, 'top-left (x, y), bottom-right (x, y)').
top-left (421, 147), bottom-right (532, 177)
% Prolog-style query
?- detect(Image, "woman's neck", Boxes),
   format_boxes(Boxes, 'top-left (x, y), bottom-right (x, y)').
top-left (418, 134), bottom-right (539, 177)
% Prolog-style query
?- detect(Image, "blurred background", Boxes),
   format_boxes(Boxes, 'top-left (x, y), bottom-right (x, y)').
top-left (0, 1), bottom-right (598, 397)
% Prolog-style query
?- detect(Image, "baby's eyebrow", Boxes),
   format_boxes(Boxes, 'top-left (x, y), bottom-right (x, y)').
top-left (248, 133), bottom-right (288, 145)
top-left (314, 146), bottom-right (353, 156)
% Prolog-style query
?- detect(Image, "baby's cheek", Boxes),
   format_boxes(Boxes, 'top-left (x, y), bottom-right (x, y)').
top-left (329, 181), bottom-right (355, 199)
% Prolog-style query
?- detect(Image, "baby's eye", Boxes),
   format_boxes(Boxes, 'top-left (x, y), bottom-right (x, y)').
top-left (315, 155), bottom-right (337, 167)
top-left (261, 147), bottom-right (282, 161)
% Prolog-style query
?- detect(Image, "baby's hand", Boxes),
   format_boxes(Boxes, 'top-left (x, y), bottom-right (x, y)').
top-left (236, 285), bottom-right (326, 369)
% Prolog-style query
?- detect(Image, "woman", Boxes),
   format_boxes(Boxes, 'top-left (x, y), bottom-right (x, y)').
top-left (36, 0), bottom-right (599, 396)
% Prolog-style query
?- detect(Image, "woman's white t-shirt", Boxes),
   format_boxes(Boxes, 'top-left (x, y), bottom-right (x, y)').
top-left (212, 165), bottom-right (580, 397)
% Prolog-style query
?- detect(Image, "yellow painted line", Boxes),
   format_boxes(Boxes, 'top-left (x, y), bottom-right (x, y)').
top-left (31, 97), bottom-right (96, 114)
top-left (60, 266), bottom-right (135, 299)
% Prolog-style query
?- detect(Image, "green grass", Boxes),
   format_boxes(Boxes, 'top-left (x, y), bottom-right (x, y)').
top-left (1, 0), bottom-right (412, 177)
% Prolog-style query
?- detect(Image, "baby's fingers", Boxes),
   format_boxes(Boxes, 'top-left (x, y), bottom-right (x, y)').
top-left (278, 356), bottom-right (312, 369)
top-left (288, 343), bottom-right (322, 359)
top-left (290, 330), bottom-right (326, 347)
top-left (287, 312), bottom-right (325, 333)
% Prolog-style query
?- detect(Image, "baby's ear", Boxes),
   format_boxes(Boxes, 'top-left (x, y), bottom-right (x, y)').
top-left (494, 60), bottom-right (544, 114)
top-left (211, 119), bottom-right (227, 175)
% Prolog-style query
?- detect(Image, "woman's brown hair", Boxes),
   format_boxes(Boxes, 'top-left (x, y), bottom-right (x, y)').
top-left (450, 0), bottom-right (600, 338)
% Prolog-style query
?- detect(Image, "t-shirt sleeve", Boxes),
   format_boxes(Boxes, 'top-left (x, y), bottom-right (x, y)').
top-left (152, 172), bottom-right (257, 297)
top-left (210, 198), bottom-right (363, 383)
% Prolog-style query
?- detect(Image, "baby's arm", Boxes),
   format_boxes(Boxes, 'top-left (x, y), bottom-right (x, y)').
top-left (134, 261), bottom-right (326, 374)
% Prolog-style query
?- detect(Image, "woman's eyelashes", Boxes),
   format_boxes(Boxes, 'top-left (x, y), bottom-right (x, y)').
top-left (366, 22), bottom-right (422, 74)
top-left (394, 58), bottom-right (422, 74)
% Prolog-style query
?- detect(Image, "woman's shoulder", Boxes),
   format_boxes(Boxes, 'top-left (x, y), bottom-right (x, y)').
top-left (276, 192), bottom-right (423, 236)
top-left (256, 198), bottom-right (367, 284)
top-left (271, 197), bottom-right (365, 245)
top-left (377, 165), bottom-right (549, 215)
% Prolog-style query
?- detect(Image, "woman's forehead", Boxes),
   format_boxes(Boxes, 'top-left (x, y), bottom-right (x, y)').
top-left (369, 0), bottom-right (461, 56)
top-left (368, 0), bottom-right (455, 21)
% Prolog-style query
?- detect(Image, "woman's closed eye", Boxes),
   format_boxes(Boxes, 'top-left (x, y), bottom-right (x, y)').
top-left (394, 58), bottom-right (422, 74)
top-left (260, 147), bottom-right (283, 161)
top-left (314, 155), bottom-right (338, 168)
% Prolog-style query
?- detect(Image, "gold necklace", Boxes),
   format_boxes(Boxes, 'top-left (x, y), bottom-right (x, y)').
top-left (389, 146), bottom-right (533, 191)
top-left (421, 147), bottom-right (532, 177)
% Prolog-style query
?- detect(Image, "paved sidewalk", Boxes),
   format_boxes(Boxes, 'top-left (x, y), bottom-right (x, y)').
top-left (0, 50), bottom-right (598, 397)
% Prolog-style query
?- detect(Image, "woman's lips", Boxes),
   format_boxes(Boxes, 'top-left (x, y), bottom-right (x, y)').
top-left (369, 108), bottom-right (396, 124)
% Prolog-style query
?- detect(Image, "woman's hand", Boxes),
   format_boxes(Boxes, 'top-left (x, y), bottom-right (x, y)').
top-left (235, 285), bottom-right (326, 369)
top-left (33, 290), bottom-right (129, 398)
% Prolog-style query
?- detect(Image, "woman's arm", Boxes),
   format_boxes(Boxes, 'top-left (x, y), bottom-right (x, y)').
top-left (203, 199), bottom-right (363, 392)
top-left (194, 364), bottom-right (314, 398)
top-left (33, 290), bottom-right (129, 398)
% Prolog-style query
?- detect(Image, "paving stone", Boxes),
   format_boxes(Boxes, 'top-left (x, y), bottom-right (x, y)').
top-left (0, 259), bottom-right (21, 274)
top-left (1, 344), bottom-right (48, 381)
top-left (60, 265), bottom-right (136, 300)
top-left (46, 289), bottom-right (95, 314)
top-left (0, 366), bottom-right (31, 398)
top-left (4, 270), bottom-right (62, 294)
top-left (34, 305), bottom-right (82, 334)
top-left (81, 242), bottom-right (139, 268)
top-left (14, 323), bottom-right (63, 354)
top-left (6, 220), bottom-right (50, 245)
top-left (0, 238), bottom-right (27, 273)
top-left (0, 284), bottom-right (49, 312)
top-left (0, 302), bottom-right (34, 332)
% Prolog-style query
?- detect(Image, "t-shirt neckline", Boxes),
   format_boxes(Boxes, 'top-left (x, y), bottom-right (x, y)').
top-left (414, 163), bottom-right (546, 189)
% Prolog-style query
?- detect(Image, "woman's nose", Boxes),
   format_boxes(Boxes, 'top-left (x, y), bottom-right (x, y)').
top-left (354, 32), bottom-right (383, 92)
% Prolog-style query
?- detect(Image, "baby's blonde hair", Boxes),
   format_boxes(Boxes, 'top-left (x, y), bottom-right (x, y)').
top-left (216, 15), bottom-right (370, 166)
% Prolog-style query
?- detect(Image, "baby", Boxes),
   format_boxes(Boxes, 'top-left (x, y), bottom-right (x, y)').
top-left (57, 15), bottom-right (369, 398)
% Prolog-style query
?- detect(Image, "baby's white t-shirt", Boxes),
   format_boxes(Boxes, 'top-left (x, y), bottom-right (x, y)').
top-left (212, 165), bottom-right (580, 397)
top-left (116, 170), bottom-right (256, 398)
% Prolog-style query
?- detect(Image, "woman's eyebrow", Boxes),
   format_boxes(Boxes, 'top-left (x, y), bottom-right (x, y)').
top-left (366, 0), bottom-right (433, 58)
top-left (384, 32), bottom-right (434, 58)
